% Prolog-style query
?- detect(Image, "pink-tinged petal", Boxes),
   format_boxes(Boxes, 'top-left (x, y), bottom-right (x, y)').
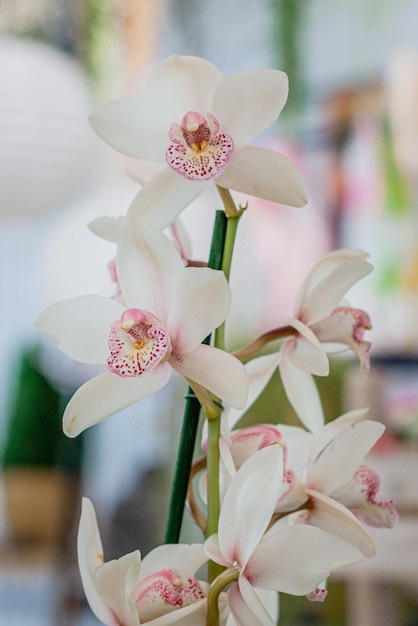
top-left (167, 267), bottom-right (230, 353)
top-left (304, 489), bottom-right (376, 558)
top-left (89, 94), bottom-right (173, 161)
top-left (279, 356), bottom-right (325, 432)
top-left (139, 544), bottom-right (207, 583)
top-left (217, 446), bottom-right (283, 569)
top-left (306, 584), bottom-right (328, 603)
top-left (35, 295), bottom-right (124, 364)
top-left (286, 319), bottom-right (329, 375)
top-left (230, 425), bottom-right (285, 470)
top-left (63, 366), bottom-right (171, 437)
top-left (297, 253), bottom-right (373, 326)
top-left (88, 215), bottom-right (124, 243)
top-left (308, 420), bottom-right (385, 495)
top-left (170, 344), bottom-right (248, 409)
top-left (212, 69), bottom-right (288, 149)
top-left (117, 217), bottom-right (183, 322)
top-left (216, 146), bottom-right (307, 207)
top-left (247, 523), bottom-right (363, 592)
top-left (227, 353), bottom-right (281, 430)
top-left (127, 167), bottom-right (206, 231)
top-left (147, 55), bottom-right (222, 120)
top-left (331, 465), bottom-right (398, 528)
top-left (311, 307), bottom-right (372, 374)
top-left (228, 579), bottom-right (276, 626)
top-left (77, 498), bottom-right (118, 626)
top-left (94, 553), bottom-right (141, 626)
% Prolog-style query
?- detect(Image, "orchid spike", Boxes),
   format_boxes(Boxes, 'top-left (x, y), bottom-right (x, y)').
top-left (35, 222), bottom-right (248, 437)
top-left (204, 446), bottom-right (363, 625)
top-left (89, 55), bottom-right (307, 230)
top-left (78, 498), bottom-right (214, 625)
top-left (279, 248), bottom-right (373, 431)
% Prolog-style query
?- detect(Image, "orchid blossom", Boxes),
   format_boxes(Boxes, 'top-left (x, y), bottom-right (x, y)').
top-left (35, 221), bottom-right (248, 437)
top-left (278, 248), bottom-right (373, 431)
top-left (204, 446), bottom-right (363, 626)
top-left (78, 498), bottom-right (222, 626)
top-left (276, 410), bottom-right (398, 556)
top-left (88, 55), bottom-right (307, 230)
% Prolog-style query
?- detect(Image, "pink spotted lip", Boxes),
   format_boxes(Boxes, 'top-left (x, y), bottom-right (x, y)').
top-left (132, 569), bottom-right (206, 622)
top-left (107, 308), bottom-right (171, 377)
top-left (166, 110), bottom-right (234, 181)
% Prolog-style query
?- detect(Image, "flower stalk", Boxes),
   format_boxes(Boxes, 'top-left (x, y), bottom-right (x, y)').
top-left (164, 210), bottom-right (228, 544)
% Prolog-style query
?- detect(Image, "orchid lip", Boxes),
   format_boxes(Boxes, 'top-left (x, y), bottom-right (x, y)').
top-left (107, 308), bottom-right (171, 377)
top-left (166, 111), bottom-right (234, 181)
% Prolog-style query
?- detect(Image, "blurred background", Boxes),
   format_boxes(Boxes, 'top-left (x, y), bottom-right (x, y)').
top-left (0, 0), bottom-right (418, 624)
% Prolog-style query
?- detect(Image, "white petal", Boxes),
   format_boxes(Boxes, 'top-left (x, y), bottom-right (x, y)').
top-left (127, 167), bottom-right (206, 231)
top-left (89, 94), bottom-right (173, 161)
top-left (212, 69), bottom-right (288, 148)
top-left (147, 55), bottom-right (222, 120)
top-left (227, 353), bottom-right (281, 430)
top-left (95, 553), bottom-right (141, 626)
top-left (305, 489), bottom-right (376, 557)
top-left (117, 217), bottom-right (183, 322)
top-left (217, 446), bottom-right (283, 569)
top-left (167, 267), bottom-right (231, 353)
top-left (308, 420), bottom-right (385, 494)
top-left (170, 344), bottom-right (248, 409)
top-left (277, 426), bottom-right (313, 482)
top-left (63, 366), bottom-right (171, 437)
top-left (295, 250), bottom-right (372, 325)
top-left (295, 249), bottom-right (369, 311)
top-left (139, 544), bottom-right (207, 582)
top-left (286, 320), bottom-right (329, 375)
top-left (309, 408), bottom-right (370, 467)
top-left (228, 579), bottom-right (276, 626)
top-left (77, 498), bottom-right (118, 626)
top-left (145, 600), bottom-right (208, 625)
top-left (203, 533), bottom-right (230, 568)
top-left (216, 146), bottom-right (307, 207)
top-left (35, 295), bottom-right (124, 364)
top-left (248, 523), bottom-right (363, 592)
top-left (167, 217), bottom-right (193, 260)
top-left (279, 355), bottom-right (325, 432)
top-left (88, 215), bottom-right (124, 243)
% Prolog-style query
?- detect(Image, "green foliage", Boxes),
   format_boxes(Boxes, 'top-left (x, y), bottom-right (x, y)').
top-left (2, 346), bottom-right (83, 471)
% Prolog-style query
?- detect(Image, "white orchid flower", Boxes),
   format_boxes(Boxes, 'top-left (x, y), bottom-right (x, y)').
top-left (89, 55), bottom-right (307, 230)
top-left (278, 410), bottom-right (398, 557)
top-left (78, 498), bottom-right (217, 626)
top-left (35, 221), bottom-right (248, 437)
top-left (204, 446), bottom-right (363, 626)
top-left (279, 248), bottom-right (373, 431)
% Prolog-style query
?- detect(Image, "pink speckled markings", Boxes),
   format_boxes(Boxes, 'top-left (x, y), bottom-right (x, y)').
top-left (166, 111), bottom-right (234, 181)
top-left (132, 569), bottom-right (206, 622)
top-left (107, 308), bottom-right (170, 377)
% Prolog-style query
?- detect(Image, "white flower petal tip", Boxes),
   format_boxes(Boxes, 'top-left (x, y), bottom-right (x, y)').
top-left (307, 586), bottom-right (328, 603)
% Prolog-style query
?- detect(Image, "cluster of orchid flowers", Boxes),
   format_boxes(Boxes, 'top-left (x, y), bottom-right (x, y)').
top-left (35, 55), bottom-right (397, 625)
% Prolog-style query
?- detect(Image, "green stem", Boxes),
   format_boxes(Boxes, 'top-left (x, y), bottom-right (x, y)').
top-left (206, 201), bottom-right (244, 586)
top-left (206, 566), bottom-right (240, 626)
top-left (164, 211), bottom-right (227, 544)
